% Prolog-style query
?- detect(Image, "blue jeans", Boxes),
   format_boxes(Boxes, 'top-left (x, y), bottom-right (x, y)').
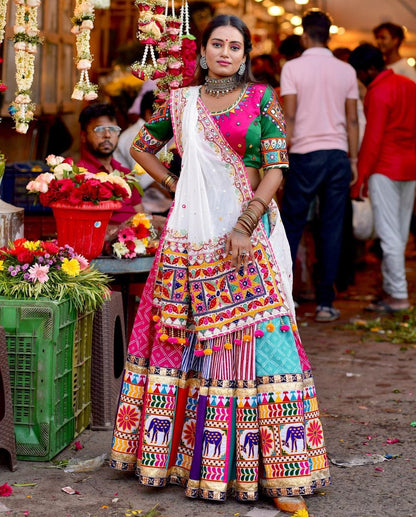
top-left (281, 150), bottom-right (352, 307)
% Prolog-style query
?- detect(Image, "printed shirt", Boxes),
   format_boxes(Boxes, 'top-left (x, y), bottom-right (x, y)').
top-left (132, 83), bottom-right (289, 171)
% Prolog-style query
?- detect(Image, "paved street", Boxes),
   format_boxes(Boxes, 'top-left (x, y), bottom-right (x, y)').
top-left (1, 254), bottom-right (416, 517)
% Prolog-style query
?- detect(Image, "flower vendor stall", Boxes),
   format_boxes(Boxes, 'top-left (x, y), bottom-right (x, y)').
top-left (26, 154), bottom-right (133, 259)
top-left (0, 238), bottom-right (111, 459)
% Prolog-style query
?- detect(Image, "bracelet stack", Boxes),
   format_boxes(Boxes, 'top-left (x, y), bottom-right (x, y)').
top-left (233, 196), bottom-right (269, 237)
top-left (161, 173), bottom-right (178, 192)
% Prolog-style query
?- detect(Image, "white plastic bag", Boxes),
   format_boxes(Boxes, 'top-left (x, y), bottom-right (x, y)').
top-left (352, 198), bottom-right (376, 241)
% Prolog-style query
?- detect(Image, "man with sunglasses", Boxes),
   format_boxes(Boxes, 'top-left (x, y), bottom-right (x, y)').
top-left (77, 103), bottom-right (142, 224)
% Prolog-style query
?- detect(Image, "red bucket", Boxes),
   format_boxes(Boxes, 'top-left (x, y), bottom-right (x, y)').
top-left (51, 200), bottom-right (122, 260)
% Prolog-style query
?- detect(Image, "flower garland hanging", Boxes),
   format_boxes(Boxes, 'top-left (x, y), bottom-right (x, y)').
top-left (9, 0), bottom-right (42, 134)
top-left (71, 0), bottom-right (98, 101)
top-left (0, 0), bottom-right (9, 92)
top-left (131, 0), bottom-right (167, 82)
top-left (0, 0), bottom-right (8, 45)
top-left (179, 0), bottom-right (196, 88)
top-left (130, 0), bottom-right (195, 106)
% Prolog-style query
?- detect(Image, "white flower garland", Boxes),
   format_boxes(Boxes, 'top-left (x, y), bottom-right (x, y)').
top-left (0, 0), bottom-right (9, 45)
top-left (71, 0), bottom-right (98, 101)
top-left (0, 0), bottom-right (9, 92)
top-left (10, 0), bottom-right (42, 134)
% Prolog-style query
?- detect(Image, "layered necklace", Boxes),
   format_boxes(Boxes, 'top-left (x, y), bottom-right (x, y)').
top-left (204, 74), bottom-right (241, 97)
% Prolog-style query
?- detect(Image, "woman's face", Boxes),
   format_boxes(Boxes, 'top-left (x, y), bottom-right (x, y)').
top-left (202, 25), bottom-right (246, 79)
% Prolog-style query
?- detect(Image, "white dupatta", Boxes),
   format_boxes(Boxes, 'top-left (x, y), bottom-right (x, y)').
top-left (154, 87), bottom-right (296, 340)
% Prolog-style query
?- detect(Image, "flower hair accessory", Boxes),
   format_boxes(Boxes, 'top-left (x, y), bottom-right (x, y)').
top-left (0, 238), bottom-right (110, 311)
top-left (112, 213), bottom-right (160, 259)
top-left (26, 154), bottom-right (132, 207)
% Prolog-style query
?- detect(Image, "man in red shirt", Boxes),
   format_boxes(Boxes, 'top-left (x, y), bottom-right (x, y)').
top-left (77, 103), bottom-right (142, 225)
top-left (349, 43), bottom-right (416, 312)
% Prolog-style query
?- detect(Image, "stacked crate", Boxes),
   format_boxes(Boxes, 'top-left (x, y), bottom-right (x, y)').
top-left (0, 297), bottom-right (93, 460)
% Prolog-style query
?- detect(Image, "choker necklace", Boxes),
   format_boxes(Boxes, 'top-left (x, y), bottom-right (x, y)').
top-left (204, 75), bottom-right (241, 97)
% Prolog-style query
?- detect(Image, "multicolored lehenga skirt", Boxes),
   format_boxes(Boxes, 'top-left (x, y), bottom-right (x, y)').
top-left (110, 259), bottom-right (330, 501)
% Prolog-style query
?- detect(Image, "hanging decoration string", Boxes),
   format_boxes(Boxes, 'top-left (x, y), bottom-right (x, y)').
top-left (71, 0), bottom-right (98, 101)
top-left (0, 0), bottom-right (9, 93)
top-left (0, 0), bottom-right (8, 46)
top-left (9, 0), bottom-right (42, 134)
top-left (131, 0), bottom-right (195, 106)
top-left (179, 0), bottom-right (196, 88)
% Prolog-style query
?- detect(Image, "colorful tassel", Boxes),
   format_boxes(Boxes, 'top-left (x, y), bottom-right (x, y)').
top-left (266, 323), bottom-right (275, 332)
top-left (254, 329), bottom-right (264, 338)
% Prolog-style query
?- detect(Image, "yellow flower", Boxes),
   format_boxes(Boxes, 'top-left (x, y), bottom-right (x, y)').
top-left (95, 172), bottom-right (111, 182)
top-left (292, 509), bottom-right (309, 517)
top-left (0, 260), bottom-right (4, 271)
top-left (132, 212), bottom-right (151, 228)
top-left (61, 258), bottom-right (81, 277)
top-left (23, 240), bottom-right (41, 251)
top-left (133, 163), bottom-right (147, 175)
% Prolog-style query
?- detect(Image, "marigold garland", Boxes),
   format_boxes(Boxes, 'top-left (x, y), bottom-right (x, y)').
top-left (9, 0), bottom-right (42, 134)
top-left (71, 0), bottom-right (98, 101)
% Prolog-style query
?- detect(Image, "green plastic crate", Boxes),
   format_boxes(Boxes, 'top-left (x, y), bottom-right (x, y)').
top-left (73, 310), bottom-right (93, 436)
top-left (0, 297), bottom-right (77, 461)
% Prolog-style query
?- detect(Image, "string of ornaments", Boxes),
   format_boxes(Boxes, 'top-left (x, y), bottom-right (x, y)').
top-left (71, 0), bottom-right (98, 101)
top-left (0, 0), bottom-right (9, 93)
top-left (131, 0), bottom-right (196, 105)
top-left (8, 0), bottom-right (42, 134)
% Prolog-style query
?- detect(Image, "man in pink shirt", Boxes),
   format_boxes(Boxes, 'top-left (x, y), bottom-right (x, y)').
top-left (280, 9), bottom-right (359, 322)
top-left (349, 43), bottom-right (416, 312)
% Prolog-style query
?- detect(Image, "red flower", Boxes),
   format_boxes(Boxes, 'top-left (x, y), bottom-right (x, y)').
top-left (182, 420), bottom-right (196, 449)
top-left (134, 224), bottom-right (150, 239)
top-left (125, 240), bottom-right (136, 252)
top-left (0, 483), bottom-right (13, 497)
top-left (260, 427), bottom-right (274, 456)
top-left (117, 404), bottom-right (139, 432)
top-left (306, 420), bottom-right (323, 448)
top-left (16, 250), bottom-right (35, 264)
top-left (69, 189), bottom-right (84, 205)
top-left (42, 241), bottom-right (59, 254)
top-left (97, 183), bottom-right (114, 200)
top-left (74, 441), bottom-right (83, 450)
top-left (113, 183), bottom-right (130, 199)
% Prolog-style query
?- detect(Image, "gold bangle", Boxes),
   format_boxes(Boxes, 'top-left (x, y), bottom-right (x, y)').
top-left (233, 226), bottom-right (250, 236)
top-left (161, 174), bottom-right (177, 192)
top-left (250, 196), bottom-right (269, 212)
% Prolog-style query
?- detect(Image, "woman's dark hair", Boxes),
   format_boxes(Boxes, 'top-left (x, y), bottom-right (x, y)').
top-left (302, 9), bottom-right (332, 44)
top-left (79, 103), bottom-right (116, 131)
top-left (193, 14), bottom-right (254, 85)
top-left (348, 43), bottom-right (386, 73)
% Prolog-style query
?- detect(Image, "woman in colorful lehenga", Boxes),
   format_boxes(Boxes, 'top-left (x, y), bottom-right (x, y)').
top-left (110, 14), bottom-right (330, 514)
